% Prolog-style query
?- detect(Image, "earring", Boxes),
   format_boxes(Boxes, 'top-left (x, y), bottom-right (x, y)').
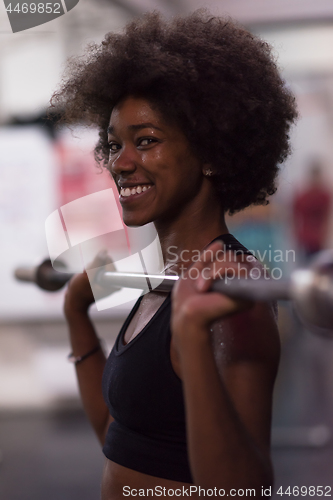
top-left (203, 168), bottom-right (213, 177)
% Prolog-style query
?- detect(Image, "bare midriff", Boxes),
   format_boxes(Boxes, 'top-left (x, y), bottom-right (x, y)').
top-left (101, 459), bottom-right (198, 499)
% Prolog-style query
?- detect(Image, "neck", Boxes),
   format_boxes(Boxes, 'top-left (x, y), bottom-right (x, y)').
top-left (154, 187), bottom-right (229, 269)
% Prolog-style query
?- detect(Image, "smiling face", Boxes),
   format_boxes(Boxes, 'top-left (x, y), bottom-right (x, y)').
top-left (107, 96), bottom-right (209, 228)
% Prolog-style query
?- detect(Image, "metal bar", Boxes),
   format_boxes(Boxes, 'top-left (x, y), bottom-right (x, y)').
top-left (14, 261), bottom-right (291, 300)
top-left (96, 270), bottom-right (178, 292)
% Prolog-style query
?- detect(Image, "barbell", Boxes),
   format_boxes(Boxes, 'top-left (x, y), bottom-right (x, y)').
top-left (14, 250), bottom-right (333, 331)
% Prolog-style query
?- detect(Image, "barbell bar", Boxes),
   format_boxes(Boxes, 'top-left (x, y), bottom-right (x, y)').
top-left (14, 251), bottom-right (333, 331)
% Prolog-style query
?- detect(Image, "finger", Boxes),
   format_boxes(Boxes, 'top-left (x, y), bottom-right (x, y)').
top-left (204, 294), bottom-right (253, 324)
top-left (196, 261), bottom-right (250, 293)
top-left (86, 249), bottom-right (115, 271)
top-left (200, 241), bottom-right (225, 265)
top-left (177, 292), bottom-right (253, 329)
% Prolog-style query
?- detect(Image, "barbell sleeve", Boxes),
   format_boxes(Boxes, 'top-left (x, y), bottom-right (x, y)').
top-left (14, 261), bottom-right (74, 292)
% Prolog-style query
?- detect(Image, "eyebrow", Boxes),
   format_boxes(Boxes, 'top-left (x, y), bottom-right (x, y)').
top-left (107, 123), bottom-right (163, 135)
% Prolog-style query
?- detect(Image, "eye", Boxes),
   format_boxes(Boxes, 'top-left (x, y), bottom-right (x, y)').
top-left (108, 142), bottom-right (121, 154)
top-left (137, 137), bottom-right (157, 147)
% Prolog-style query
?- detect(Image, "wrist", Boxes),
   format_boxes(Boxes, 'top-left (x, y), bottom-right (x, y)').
top-left (68, 343), bottom-right (102, 365)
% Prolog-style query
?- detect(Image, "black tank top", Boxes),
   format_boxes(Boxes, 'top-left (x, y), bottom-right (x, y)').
top-left (102, 234), bottom-right (252, 482)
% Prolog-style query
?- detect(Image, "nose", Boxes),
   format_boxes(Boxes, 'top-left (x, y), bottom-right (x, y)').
top-left (109, 144), bottom-right (138, 177)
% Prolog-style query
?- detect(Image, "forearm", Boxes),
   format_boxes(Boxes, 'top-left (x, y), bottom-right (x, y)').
top-left (178, 330), bottom-right (273, 491)
top-left (65, 307), bottom-right (111, 445)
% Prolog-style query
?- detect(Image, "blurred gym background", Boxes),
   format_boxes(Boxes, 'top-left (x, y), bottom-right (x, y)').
top-left (1, 0), bottom-right (333, 498)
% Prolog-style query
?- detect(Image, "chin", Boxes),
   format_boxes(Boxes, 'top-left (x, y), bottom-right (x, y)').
top-left (123, 221), bottom-right (146, 228)
top-left (122, 212), bottom-right (153, 228)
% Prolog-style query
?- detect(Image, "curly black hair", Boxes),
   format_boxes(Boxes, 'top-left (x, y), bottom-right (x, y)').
top-left (51, 10), bottom-right (297, 214)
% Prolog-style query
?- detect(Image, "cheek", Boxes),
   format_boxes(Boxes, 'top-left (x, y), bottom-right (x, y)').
top-left (141, 145), bottom-right (202, 191)
top-left (174, 156), bottom-right (203, 192)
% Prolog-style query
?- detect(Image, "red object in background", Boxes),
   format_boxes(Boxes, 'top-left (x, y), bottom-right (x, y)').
top-left (55, 136), bottom-right (115, 205)
top-left (293, 185), bottom-right (331, 255)
top-left (53, 127), bottom-right (130, 256)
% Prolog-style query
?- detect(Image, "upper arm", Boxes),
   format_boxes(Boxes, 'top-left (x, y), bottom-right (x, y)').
top-left (213, 301), bottom-right (280, 455)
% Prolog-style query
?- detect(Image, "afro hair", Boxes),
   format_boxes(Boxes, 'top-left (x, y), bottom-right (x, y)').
top-left (51, 10), bottom-right (298, 213)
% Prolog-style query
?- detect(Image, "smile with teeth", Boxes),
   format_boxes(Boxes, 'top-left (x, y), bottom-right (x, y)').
top-left (120, 185), bottom-right (153, 197)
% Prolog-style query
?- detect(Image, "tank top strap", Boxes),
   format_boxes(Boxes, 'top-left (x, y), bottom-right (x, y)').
top-left (210, 233), bottom-right (253, 255)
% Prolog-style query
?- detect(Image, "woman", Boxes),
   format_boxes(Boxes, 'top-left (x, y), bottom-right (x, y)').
top-left (52, 10), bottom-right (297, 499)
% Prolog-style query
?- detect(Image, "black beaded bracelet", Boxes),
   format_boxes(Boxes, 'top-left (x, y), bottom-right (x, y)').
top-left (67, 345), bottom-right (101, 365)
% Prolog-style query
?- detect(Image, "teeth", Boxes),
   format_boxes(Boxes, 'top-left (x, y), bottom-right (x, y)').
top-left (120, 185), bottom-right (152, 197)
